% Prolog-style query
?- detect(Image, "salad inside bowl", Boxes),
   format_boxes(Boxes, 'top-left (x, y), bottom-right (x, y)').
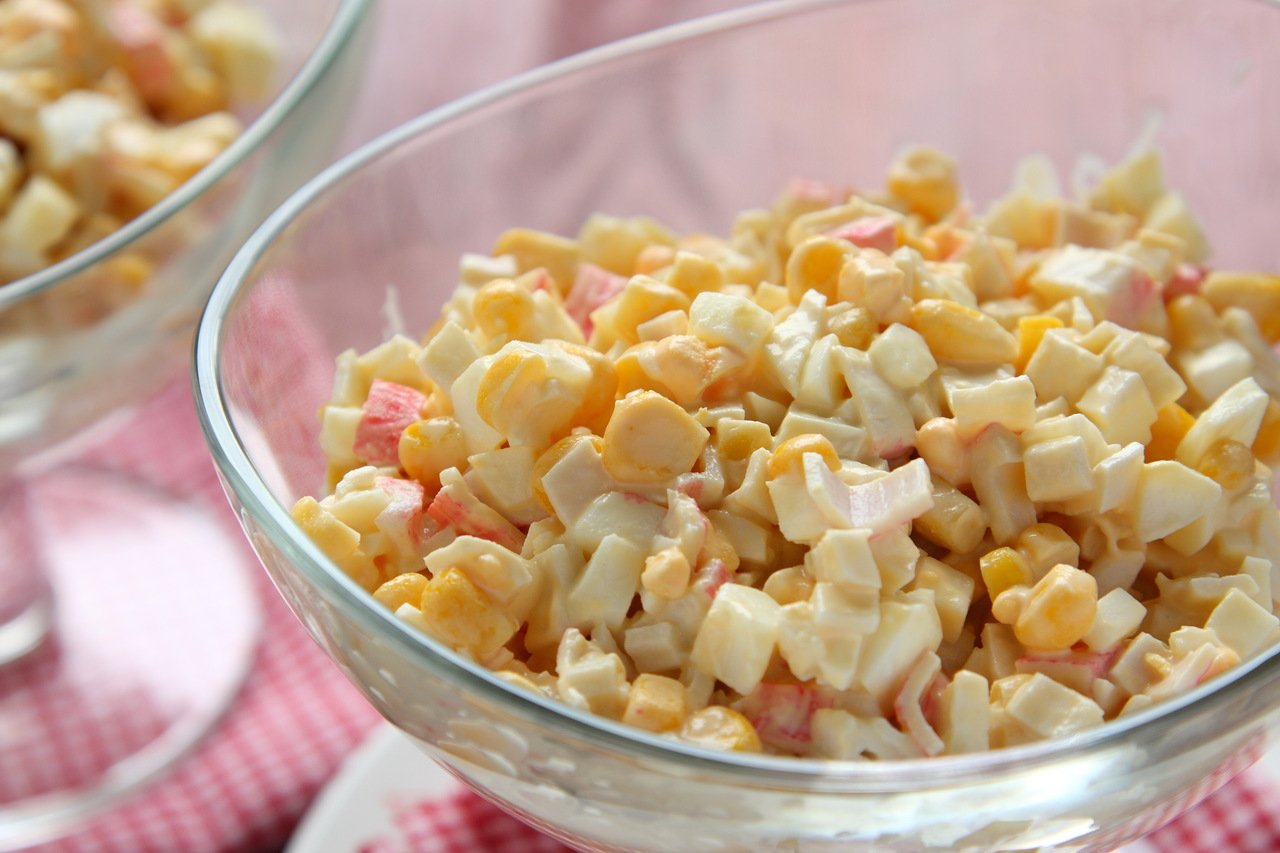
top-left (196, 0), bottom-right (1280, 849)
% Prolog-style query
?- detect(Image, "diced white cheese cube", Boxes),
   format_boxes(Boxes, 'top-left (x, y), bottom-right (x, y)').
top-left (1176, 377), bottom-right (1269, 469)
top-left (764, 289), bottom-right (825, 397)
top-left (1102, 332), bottom-right (1186, 410)
top-left (1177, 339), bottom-right (1255, 403)
top-left (1131, 461), bottom-right (1222, 542)
top-left (1005, 673), bottom-right (1104, 738)
top-left (688, 291), bottom-right (775, 358)
top-left (949, 375), bottom-right (1036, 440)
top-left (938, 670), bottom-right (990, 755)
top-left (1094, 441), bottom-right (1145, 514)
top-left (805, 527), bottom-right (879, 588)
top-left (775, 409), bottom-right (867, 460)
top-left (690, 584), bottom-right (782, 694)
top-left (1240, 556), bottom-right (1273, 609)
top-left (869, 323), bottom-right (938, 389)
top-left (1205, 588), bottom-right (1280, 660)
top-left (448, 357), bottom-right (503, 454)
top-left (419, 321), bottom-right (481, 391)
top-left (1076, 366), bottom-right (1157, 446)
top-left (1029, 245), bottom-right (1141, 322)
top-left (1082, 589), bottom-right (1146, 652)
top-left (795, 334), bottom-right (845, 413)
top-left (1023, 434), bottom-right (1093, 502)
top-left (569, 491), bottom-right (666, 553)
top-left (623, 621), bottom-right (688, 673)
top-left (855, 590), bottom-right (943, 710)
top-left (1024, 329), bottom-right (1105, 404)
top-left (1021, 413), bottom-right (1111, 467)
top-left (839, 348), bottom-right (917, 459)
top-left (566, 534), bottom-right (646, 631)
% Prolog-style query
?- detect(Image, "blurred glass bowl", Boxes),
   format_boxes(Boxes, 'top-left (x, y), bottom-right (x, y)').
top-left (196, 1), bottom-right (1280, 850)
top-left (0, 2), bottom-right (370, 847)
top-left (0, 0), bottom-right (371, 474)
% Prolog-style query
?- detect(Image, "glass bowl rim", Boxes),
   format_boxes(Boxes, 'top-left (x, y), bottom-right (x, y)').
top-left (194, 0), bottom-right (1280, 789)
top-left (0, 0), bottom-right (371, 312)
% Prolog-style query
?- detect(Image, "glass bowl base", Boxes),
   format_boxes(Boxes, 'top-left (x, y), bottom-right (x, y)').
top-left (0, 466), bottom-right (260, 850)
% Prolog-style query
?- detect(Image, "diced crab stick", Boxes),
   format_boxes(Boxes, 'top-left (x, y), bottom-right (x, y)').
top-left (566, 263), bottom-right (627, 334)
top-left (107, 0), bottom-right (175, 103)
top-left (892, 652), bottom-right (944, 756)
top-left (353, 380), bottom-right (426, 465)
top-left (1165, 263), bottom-right (1206, 300)
top-left (1109, 268), bottom-right (1158, 328)
top-left (692, 558), bottom-right (733, 600)
top-left (741, 682), bottom-right (833, 752)
top-left (827, 215), bottom-right (898, 254)
top-left (426, 475), bottom-right (524, 553)
top-left (373, 476), bottom-right (426, 553)
top-left (846, 458), bottom-right (934, 534)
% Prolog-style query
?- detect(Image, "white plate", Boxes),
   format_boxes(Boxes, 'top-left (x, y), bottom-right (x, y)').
top-left (291, 721), bottom-right (1280, 852)
top-left (287, 722), bottom-right (461, 853)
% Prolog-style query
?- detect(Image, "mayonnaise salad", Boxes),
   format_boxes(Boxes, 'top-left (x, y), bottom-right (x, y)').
top-left (293, 147), bottom-right (1280, 758)
top-left (0, 0), bottom-right (276, 326)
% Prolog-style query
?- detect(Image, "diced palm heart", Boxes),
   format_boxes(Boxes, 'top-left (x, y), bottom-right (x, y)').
top-left (294, 146), bottom-right (1280, 759)
top-left (0, 0), bottom-right (277, 324)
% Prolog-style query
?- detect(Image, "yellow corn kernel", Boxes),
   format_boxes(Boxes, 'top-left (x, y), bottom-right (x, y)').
top-left (1147, 403), bottom-right (1195, 462)
top-left (549, 340), bottom-right (618, 435)
top-left (471, 279), bottom-right (536, 342)
top-left (399, 417), bottom-right (468, 490)
top-left (701, 523), bottom-right (741, 573)
top-left (1253, 398), bottom-right (1280, 467)
top-left (578, 213), bottom-right (677, 276)
top-left (648, 334), bottom-right (715, 407)
top-left (1165, 294), bottom-right (1219, 352)
top-left (666, 250), bottom-right (725, 298)
top-left (766, 433), bottom-right (841, 479)
top-left (641, 547), bottom-right (691, 599)
top-left (1014, 523), bottom-right (1079, 578)
top-left (602, 390), bottom-right (709, 483)
top-left (886, 145), bottom-right (959, 222)
top-left (1195, 438), bottom-right (1255, 492)
top-left (532, 433), bottom-right (604, 512)
top-left (373, 572), bottom-right (429, 612)
top-left (980, 547), bottom-right (1033, 599)
top-left (762, 565), bottom-right (814, 606)
top-left (419, 567), bottom-right (519, 660)
top-left (909, 299), bottom-right (1018, 365)
top-left (991, 584), bottom-right (1031, 625)
top-left (104, 252), bottom-right (153, 289)
top-left (614, 346), bottom-right (670, 399)
top-left (1202, 271), bottom-right (1280, 343)
top-left (635, 244), bottom-right (676, 275)
top-left (785, 235), bottom-right (847, 304)
top-left (623, 674), bottom-right (688, 733)
top-left (292, 497), bottom-right (379, 590)
top-left (612, 277), bottom-right (690, 345)
top-left (292, 496), bottom-right (360, 559)
top-left (492, 227), bottom-right (579, 294)
top-left (1014, 315), bottom-right (1064, 373)
top-left (679, 705), bottom-right (762, 752)
top-left (1014, 564), bottom-right (1098, 651)
top-left (828, 305), bottom-right (876, 349)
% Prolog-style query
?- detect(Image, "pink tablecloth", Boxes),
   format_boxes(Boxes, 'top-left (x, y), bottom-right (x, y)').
top-left (35, 374), bottom-right (1280, 853)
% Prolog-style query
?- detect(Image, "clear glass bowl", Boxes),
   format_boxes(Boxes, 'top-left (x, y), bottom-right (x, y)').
top-left (0, 2), bottom-right (370, 847)
top-left (0, 0), bottom-right (371, 474)
top-left (195, 1), bottom-right (1280, 850)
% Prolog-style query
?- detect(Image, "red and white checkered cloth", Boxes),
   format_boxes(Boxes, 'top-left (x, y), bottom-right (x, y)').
top-left (15, 375), bottom-right (1280, 852)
